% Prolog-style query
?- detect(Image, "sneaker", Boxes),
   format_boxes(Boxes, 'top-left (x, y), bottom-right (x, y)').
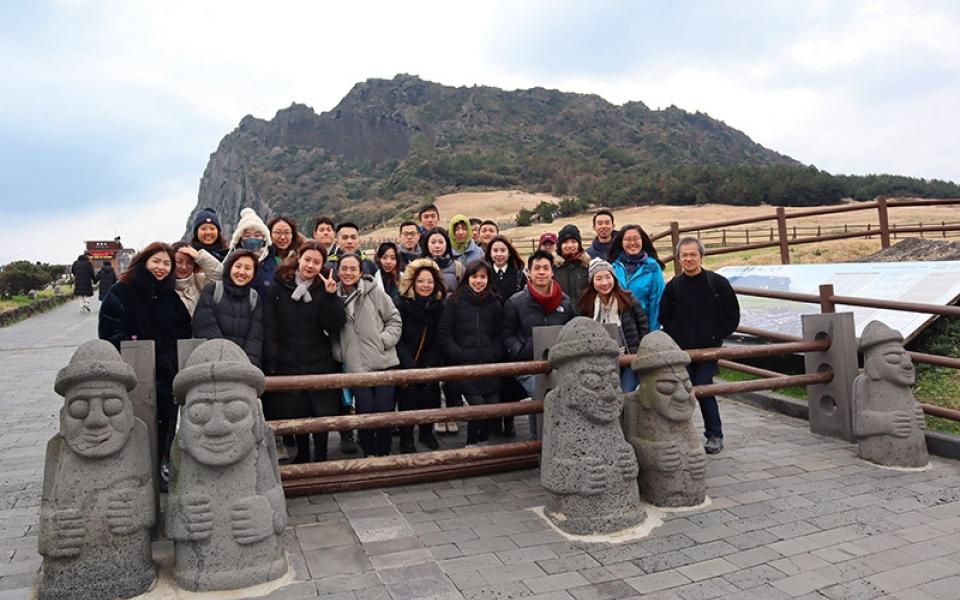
top-left (446, 422), bottom-right (459, 434)
top-left (434, 422), bottom-right (448, 434)
top-left (275, 436), bottom-right (290, 462)
top-left (339, 431), bottom-right (359, 455)
top-left (705, 436), bottom-right (724, 455)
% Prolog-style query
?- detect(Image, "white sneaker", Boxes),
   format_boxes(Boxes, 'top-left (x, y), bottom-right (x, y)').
top-left (446, 422), bottom-right (459, 434)
top-left (435, 422), bottom-right (448, 434)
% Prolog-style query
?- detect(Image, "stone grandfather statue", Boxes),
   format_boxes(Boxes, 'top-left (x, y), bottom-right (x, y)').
top-left (541, 317), bottom-right (645, 535)
top-left (168, 339), bottom-right (288, 591)
top-left (854, 320), bottom-right (928, 468)
top-left (625, 331), bottom-right (707, 507)
top-left (39, 340), bottom-right (155, 600)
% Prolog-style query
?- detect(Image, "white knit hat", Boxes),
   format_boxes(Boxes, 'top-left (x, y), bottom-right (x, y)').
top-left (229, 208), bottom-right (271, 258)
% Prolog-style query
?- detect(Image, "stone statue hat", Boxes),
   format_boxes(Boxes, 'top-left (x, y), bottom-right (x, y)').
top-left (631, 331), bottom-right (691, 374)
top-left (548, 317), bottom-right (619, 367)
top-left (54, 339), bottom-right (138, 396)
top-left (173, 339), bottom-right (266, 404)
top-left (859, 320), bottom-right (903, 353)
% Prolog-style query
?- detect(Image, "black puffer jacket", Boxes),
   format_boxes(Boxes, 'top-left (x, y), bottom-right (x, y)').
top-left (192, 278), bottom-right (264, 367)
top-left (396, 296), bottom-right (445, 369)
top-left (99, 268), bottom-right (192, 404)
top-left (439, 289), bottom-right (503, 395)
top-left (503, 287), bottom-right (575, 361)
top-left (262, 274), bottom-right (346, 419)
top-left (620, 302), bottom-right (650, 353)
top-left (94, 264), bottom-right (117, 300)
top-left (71, 255), bottom-right (95, 297)
top-left (553, 254), bottom-right (589, 312)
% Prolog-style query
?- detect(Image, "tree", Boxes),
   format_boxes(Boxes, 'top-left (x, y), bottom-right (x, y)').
top-left (0, 261), bottom-right (52, 297)
top-left (535, 201), bottom-right (556, 224)
top-left (515, 208), bottom-right (533, 227)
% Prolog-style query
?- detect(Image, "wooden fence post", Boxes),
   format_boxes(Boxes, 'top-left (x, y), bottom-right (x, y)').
top-left (819, 284), bottom-right (836, 314)
top-left (745, 228), bottom-right (750, 245)
top-left (920, 222), bottom-right (924, 238)
top-left (670, 221), bottom-right (681, 275)
top-left (877, 197), bottom-right (891, 249)
top-left (776, 206), bottom-right (790, 265)
top-left (721, 229), bottom-right (727, 246)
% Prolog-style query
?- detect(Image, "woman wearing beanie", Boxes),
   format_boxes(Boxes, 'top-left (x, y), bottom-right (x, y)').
top-left (554, 224), bottom-right (590, 314)
top-left (333, 253), bottom-right (403, 457)
top-left (190, 207), bottom-right (229, 262)
top-left (439, 260), bottom-right (504, 447)
top-left (394, 258), bottom-right (447, 452)
top-left (99, 241), bottom-right (192, 490)
top-left (171, 241), bottom-right (223, 316)
top-left (449, 214), bottom-right (484, 265)
top-left (263, 241), bottom-right (345, 463)
top-left (228, 207), bottom-right (277, 299)
top-left (581, 258), bottom-right (649, 391)
top-left (609, 224), bottom-right (665, 331)
top-left (192, 249), bottom-right (264, 367)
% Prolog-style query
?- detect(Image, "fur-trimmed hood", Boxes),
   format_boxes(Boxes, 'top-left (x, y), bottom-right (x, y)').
top-left (554, 251), bottom-right (590, 268)
top-left (398, 258), bottom-right (445, 300)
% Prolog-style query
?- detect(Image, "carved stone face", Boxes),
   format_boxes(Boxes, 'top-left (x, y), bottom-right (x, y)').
top-left (869, 344), bottom-right (915, 387)
top-left (644, 365), bottom-right (695, 423)
top-left (569, 358), bottom-right (622, 423)
top-left (180, 382), bottom-right (258, 466)
top-left (61, 381), bottom-right (134, 458)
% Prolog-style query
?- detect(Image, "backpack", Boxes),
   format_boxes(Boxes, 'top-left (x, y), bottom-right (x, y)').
top-left (213, 281), bottom-right (259, 312)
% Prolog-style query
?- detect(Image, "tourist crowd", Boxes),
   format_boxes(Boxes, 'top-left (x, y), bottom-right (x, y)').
top-left (90, 202), bottom-right (739, 487)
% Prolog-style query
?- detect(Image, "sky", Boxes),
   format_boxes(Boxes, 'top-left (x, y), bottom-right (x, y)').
top-left (1, 0), bottom-right (958, 265)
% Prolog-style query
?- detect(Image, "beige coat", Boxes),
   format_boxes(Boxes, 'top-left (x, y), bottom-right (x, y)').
top-left (174, 250), bottom-right (223, 315)
top-left (333, 276), bottom-right (402, 373)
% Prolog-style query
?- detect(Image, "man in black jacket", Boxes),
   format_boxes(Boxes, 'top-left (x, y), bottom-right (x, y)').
top-left (659, 237), bottom-right (740, 454)
top-left (504, 250), bottom-right (575, 440)
top-left (71, 252), bottom-right (95, 312)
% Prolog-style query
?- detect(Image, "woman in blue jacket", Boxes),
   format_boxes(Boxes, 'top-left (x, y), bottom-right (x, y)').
top-left (609, 224), bottom-right (665, 331)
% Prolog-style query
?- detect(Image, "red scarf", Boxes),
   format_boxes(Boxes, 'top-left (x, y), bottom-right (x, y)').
top-left (527, 280), bottom-right (563, 314)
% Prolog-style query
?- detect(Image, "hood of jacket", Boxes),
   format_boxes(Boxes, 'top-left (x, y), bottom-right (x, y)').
top-left (448, 213), bottom-right (474, 255)
top-left (398, 258), bottom-right (445, 300)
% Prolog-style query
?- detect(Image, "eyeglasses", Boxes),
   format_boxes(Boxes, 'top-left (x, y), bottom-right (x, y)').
top-left (622, 236), bottom-right (642, 243)
top-left (273, 230), bottom-right (293, 238)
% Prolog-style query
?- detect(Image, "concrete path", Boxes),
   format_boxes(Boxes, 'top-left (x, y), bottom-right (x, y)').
top-left (1, 300), bottom-right (960, 599)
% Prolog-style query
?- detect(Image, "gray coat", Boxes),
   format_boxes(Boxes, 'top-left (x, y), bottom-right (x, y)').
top-left (334, 276), bottom-right (402, 373)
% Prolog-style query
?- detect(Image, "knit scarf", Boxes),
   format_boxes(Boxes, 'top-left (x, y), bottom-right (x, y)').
top-left (433, 255), bottom-right (452, 269)
top-left (593, 296), bottom-right (621, 326)
top-left (527, 280), bottom-right (563, 314)
top-left (617, 251), bottom-right (648, 276)
top-left (291, 272), bottom-right (314, 303)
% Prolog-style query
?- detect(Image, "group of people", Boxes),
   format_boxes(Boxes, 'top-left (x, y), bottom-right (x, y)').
top-left (88, 201), bottom-right (740, 488)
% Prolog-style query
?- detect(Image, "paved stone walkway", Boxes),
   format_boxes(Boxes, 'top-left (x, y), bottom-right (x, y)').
top-left (1, 301), bottom-right (960, 599)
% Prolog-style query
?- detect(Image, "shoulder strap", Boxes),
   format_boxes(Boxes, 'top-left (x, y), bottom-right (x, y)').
top-left (249, 288), bottom-right (259, 312)
top-left (213, 280), bottom-right (224, 304)
top-left (454, 260), bottom-right (464, 281)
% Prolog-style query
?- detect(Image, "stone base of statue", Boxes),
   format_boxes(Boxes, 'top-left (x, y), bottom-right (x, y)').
top-left (540, 318), bottom-right (646, 536)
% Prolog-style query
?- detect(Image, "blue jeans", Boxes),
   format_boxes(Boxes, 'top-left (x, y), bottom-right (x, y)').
top-left (687, 361), bottom-right (722, 439)
top-left (516, 375), bottom-right (539, 440)
top-left (619, 366), bottom-right (639, 393)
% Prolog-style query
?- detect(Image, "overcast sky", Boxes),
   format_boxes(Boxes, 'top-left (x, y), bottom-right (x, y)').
top-left (2, 0), bottom-right (957, 264)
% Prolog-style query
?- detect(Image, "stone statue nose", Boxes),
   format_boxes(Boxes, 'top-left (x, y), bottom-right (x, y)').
top-left (85, 400), bottom-right (109, 428)
top-left (203, 408), bottom-right (232, 436)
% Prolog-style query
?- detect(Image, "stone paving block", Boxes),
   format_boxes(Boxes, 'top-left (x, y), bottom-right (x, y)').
top-left (298, 520), bottom-right (358, 551)
top-left (567, 580), bottom-right (638, 600)
top-left (725, 530), bottom-right (779, 551)
top-left (431, 544), bottom-right (465, 560)
top-left (537, 553), bottom-right (601, 575)
top-left (368, 548), bottom-right (435, 570)
top-left (422, 529), bottom-right (481, 547)
top-left (386, 576), bottom-right (462, 600)
top-left (769, 526), bottom-right (866, 557)
top-left (477, 561), bottom-right (545, 584)
top-left (721, 583), bottom-right (792, 600)
top-left (497, 545), bottom-right (559, 565)
top-left (525, 572), bottom-right (592, 594)
top-left (353, 585), bottom-right (391, 600)
top-left (678, 540), bottom-right (738, 562)
top-left (819, 578), bottom-right (888, 600)
top-left (625, 571), bottom-right (692, 595)
top-left (511, 530), bottom-right (567, 548)
top-left (675, 557), bottom-right (738, 582)
top-left (461, 582), bottom-right (534, 599)
top-left (918, 574), bottom-right (960, 600)
top-left (772, 570), bottom-right (840, 596)
top-left (632, 550), bottom-right (696, 574)
top-left (588, 542), bottom-right (652, 566)
top-left (457, 536), bottom-right (519, 555)
top-left (525, 592), bottom-right (575, 600)
top-left (867, 558), bottom-right (957, 593)
top-left (672, 575), bottom-right (742, 600)
top-left (685, 525), bottom-right (738, 544)
top-left (363, 536), bottom-right (424, 557)
top-left (262, 581), bottom-right (321, 599)
top-left (377, 561), bottom-right (447, 585)
top-left (722, 564), bottom-right (786, 590)
top-left (305, 544), bottom-right (373, 578)
top-left (439, 552), bottom-right (503, 574)
top-left (769, 552), bottom-right (832, 576)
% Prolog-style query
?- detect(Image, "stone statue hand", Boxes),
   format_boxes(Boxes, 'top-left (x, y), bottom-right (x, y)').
top-left (578, 457), bottom-right (608, 496)
top-left (889, 411), bottom-right (913, 438)
top-left (105, 487), bottom-right (144, 536)
top-left (915, 405), bottom-right (927, 430)
top-left (688, 449), bottom-right (707, 480)
top-left (655, 443), bottom-right (682, 471)
top-left (616, 443), bottom-right (639, 479)
top-left (231, 495), bottom-right (274, 545)
top-left (181, 494), bottom-right (215, 541)
top-left (50, 509), bottom-right (85, 557)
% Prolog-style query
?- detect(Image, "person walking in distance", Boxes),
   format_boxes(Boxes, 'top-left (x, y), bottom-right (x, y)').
top-left (659, 237), bottom-right (740, 454)
top-left (71, 252), bottom-right (95, 312)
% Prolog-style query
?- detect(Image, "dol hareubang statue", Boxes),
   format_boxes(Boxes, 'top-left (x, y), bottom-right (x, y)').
top-left (540, 317), bottom-right (646, 535)
top-left (39, 340), bottom-right (155, 600)
top-left (168, 339), bottom-right (287, 592)
top-left (854, 321), bottom-right (929, 468)
top-left (625, 331), bottom-right (707, 507)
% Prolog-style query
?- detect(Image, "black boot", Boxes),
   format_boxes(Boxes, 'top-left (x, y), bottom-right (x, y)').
top-left (399, 427), bottom-right (417, 453)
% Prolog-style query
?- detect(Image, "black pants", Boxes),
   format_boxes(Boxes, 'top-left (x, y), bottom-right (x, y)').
top-left (687, 361), bottom-right (722, 439)
top-left (355, 385), bottom-right (397, 456)
top-left (398, 382), bottom-right (441, 443)
top-left (464, 393), bottom-right (499, 444)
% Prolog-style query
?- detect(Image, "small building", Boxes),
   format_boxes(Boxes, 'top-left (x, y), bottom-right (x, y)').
top-left (84, 238), bottom-right (124, 271)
